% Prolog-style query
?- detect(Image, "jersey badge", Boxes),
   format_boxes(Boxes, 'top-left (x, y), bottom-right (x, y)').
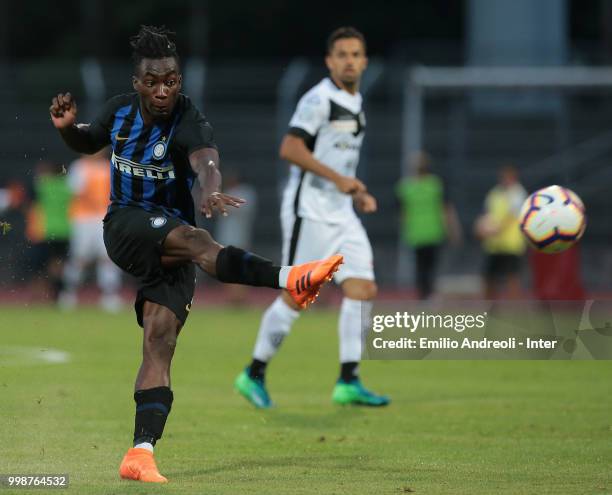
top-left (150, 216), bottom-right (167, 228)
top-left (152, 137), bottom-right (168, 160)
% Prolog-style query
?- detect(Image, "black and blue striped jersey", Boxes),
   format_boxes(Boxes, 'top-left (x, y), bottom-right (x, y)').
top-left (89, 93), bottom-right (216, 225)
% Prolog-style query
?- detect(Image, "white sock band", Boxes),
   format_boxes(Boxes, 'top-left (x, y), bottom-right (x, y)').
top-left (134, 442), bottom-right (154, 453)
top-left (278, 266), bottom-right (292, 289)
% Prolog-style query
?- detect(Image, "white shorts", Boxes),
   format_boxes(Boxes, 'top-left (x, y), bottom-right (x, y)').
top-left (69, 219), bottom-right (107, 261)
top-left (281, 212), bottom-right (375, 284)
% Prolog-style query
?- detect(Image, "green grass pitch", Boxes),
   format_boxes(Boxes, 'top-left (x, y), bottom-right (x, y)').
top-left (1, 305), bottom-right (610, 494)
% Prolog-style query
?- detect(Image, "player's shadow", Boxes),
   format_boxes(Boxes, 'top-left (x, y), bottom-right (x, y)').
top-left (266, 407), bottom-right (368, 430)
top-left (170, 452), bottom-right (400, 478)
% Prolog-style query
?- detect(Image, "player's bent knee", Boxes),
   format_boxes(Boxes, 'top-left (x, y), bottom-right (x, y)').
top-left (165, 226), bottom-right (219, 260)
top-left (181, 227), bottom-right (209, 251)
top-left (185, 228), bottom-right (222, 265)
top-left (359, 282), bottom-right (378, 300)
top-left (343, 280), bottom-right (378, 300)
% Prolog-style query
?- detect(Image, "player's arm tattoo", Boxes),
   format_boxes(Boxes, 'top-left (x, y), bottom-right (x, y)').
top-left (58, 124), bottom-right (103, 155)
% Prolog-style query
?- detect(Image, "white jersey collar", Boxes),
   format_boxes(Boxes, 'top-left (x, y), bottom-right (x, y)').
top-left (324, 77), bottom-right (362, 102)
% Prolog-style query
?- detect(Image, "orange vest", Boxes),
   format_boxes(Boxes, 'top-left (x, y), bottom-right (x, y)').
top-left (69, 159), bottom-right (110, 220)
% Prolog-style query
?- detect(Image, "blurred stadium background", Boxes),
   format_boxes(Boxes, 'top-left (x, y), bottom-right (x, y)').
top-left (2, 3), bottom-right (611, 493)
top-left (0, 0), bottom-right (611, 296)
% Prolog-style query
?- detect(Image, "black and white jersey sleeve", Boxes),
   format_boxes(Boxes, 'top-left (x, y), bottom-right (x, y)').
top-left (287, 89), bottom-right (329, 150)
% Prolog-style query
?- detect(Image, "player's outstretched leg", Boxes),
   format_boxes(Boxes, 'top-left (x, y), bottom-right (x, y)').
top-left (332, 280), bottom-right (390, 407)
top-left (119, 302), bottom-right (179, 483)
top-left (162, 226), bottom-right (343, 309)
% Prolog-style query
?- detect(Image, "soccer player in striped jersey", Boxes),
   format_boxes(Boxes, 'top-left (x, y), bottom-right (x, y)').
top-left (49, 25), bottom-right (342, 484)
top-left (235, 27), bottom-right (389, 408)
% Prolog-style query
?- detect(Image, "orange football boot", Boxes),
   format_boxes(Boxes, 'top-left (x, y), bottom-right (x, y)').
top-left (286, 254), bottom-right (343, 308)
top-left (119, 448), bottom-right (168, 483)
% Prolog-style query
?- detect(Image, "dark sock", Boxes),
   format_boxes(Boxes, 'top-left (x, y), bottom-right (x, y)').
top-left (248, 359), bottom-right (268, 380)
top-left (340, 362), bottom-right (359, 382)
top-left (51, 275), bottom-right (64, 300)
top-left (215, 246), bottom-right (280, 288)
top-left (133, 386), bottom-right (174, 446)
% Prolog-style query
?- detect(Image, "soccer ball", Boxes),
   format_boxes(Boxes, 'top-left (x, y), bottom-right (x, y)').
top-left (519, 185), bottom-right (586, 253)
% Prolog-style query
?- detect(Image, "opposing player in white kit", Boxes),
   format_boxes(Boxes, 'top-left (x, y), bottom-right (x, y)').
top-left (235, 27), bottom-right (389, 407)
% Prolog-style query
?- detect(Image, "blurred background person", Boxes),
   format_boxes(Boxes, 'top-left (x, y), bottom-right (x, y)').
top-left (0, 181), bottom-right (28, 288)
top-left (25, 161), bottom-right (72, 301)
top-left (474, 165), bottom-right (527, 299)
top-left (396, 151), bottom-right (461, 299)
top-left (58, 148), bottom-right (123, 312)
top-left (0, 180), bottom-right (27, 238)
top-left (0, 181), bottom-right (27, 216)
top-left (214, 170), bottom-right (258, 305)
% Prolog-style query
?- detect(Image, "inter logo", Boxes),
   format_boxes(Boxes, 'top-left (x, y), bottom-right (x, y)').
top-left (152, 141), bottom-right (167, 160)
top-left (150, 217), bottom-right (167, 228)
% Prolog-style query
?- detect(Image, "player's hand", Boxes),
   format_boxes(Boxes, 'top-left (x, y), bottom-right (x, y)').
top-left (49, 92), bottom-right (78, 129)
top-left (353, 191), bottom-right (377, 213)
top-left (200, 191), bottom-right (246, 219)
top-left (334, 175), bottom-right (366, 195)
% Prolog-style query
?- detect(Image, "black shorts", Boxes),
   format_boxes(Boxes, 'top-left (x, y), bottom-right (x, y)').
top-left (103, 206), bottom-right (196, 327)
top-left (484, 254), bottom-right (522, 280)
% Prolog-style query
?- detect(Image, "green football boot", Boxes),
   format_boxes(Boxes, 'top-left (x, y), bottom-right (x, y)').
top-left (332, 378), bottom-right (390, 407)
top-left (234, 368), bottom-right (272, 409)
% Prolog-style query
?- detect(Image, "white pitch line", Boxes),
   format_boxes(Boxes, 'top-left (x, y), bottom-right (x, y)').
top-left (0, 346), bottom-right (71, 366)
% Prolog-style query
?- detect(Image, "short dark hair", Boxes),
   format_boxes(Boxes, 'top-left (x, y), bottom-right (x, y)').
top-left (130, 25), bottom-right (179, 73)
top-left (326, 27), bottom-right (367, 54)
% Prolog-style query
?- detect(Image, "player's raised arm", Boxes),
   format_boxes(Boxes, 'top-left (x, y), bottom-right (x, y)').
top-left (188, 147), bottom-right (245, 218)
top-left (49, 92), bottom-right (106, 155)
top-left (279, 134), bottom-right (365, 195)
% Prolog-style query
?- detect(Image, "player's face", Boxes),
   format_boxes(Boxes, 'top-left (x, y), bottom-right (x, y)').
top-left (326, 38), bottom-right (367, 87)
top-left (500, 168), bottom-right (518, 187)
top-left (133, 57), bottom-right (182, 121)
